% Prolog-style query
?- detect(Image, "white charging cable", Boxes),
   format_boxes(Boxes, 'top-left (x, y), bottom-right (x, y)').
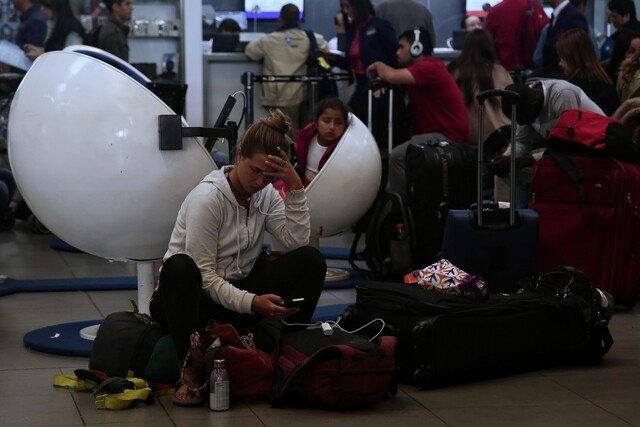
top-left (281, 317), bottom-right (386, 341)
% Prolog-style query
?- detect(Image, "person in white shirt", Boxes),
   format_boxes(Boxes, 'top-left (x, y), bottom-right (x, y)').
top-left (151, 109), bottom-right (326, 407)
top-left (490, 79), bottom-right (603, 206)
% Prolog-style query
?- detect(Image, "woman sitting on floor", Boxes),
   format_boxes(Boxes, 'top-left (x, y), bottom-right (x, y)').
top-left (150, 109), bottom-right (326, 407)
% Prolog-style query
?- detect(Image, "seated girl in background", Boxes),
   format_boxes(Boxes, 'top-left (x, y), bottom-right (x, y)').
top-left (294, 98), bottom-right (350, 187)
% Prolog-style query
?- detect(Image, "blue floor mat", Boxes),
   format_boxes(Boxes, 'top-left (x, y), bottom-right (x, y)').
top-left (319, 247), bottom-right (364, 261)
top-left (23, 320), bottom-right (99, 357)
top-left (49, 238), bottom-right (85, 253)
top-left (24, 303), bottom-right (353, 357)
top-left (0, 276), bottom-right (138, 296)
top-left (0, 267), bottom-right (366, 297)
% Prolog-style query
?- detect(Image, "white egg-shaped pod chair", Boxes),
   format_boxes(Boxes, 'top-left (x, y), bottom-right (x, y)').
top-left (63, 45), bottom-right (150, 85)
top-left (8, 51), bottom-right (216, 261)
top-left (305, 113), bottom-right (381, 238)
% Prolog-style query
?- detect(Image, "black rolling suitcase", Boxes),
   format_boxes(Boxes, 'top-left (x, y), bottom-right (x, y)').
top-left (405, 140), bottom-right (477, 266)
top-left (441, 89), bottom-right (539, 293)
top-left (341, 267), bottom-right (613, 387)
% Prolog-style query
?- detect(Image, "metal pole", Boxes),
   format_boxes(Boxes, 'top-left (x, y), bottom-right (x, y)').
top-left (477, 99), bottom-right (484, 227)
top-left (367, 90), bottom-right (373, 133)
top-left (243, 71), bottom-right (254, 130)
top-left (388, 89), bottom-right (393, 156)
top-left (309, 80), bottom-right (318, 114)
top-left (136, 261), bottom-right (155, 315)
top-left (509, 103), bottom-right (517, 225)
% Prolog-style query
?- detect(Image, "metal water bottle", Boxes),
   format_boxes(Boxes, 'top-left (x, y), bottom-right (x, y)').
top-left (209, 359), bottom-right (230, 411)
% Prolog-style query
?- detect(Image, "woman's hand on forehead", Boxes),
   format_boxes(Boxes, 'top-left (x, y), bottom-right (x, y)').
top-left (263, 147), bottom-right (304, 191)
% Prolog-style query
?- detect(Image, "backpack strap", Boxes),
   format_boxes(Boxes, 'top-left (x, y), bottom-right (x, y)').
top-left (303, 29), bottom-right (318, 57)
top-left (94, 377), bottom-right (153, 410)
top-left (544, 143), bottom-right (585, 206)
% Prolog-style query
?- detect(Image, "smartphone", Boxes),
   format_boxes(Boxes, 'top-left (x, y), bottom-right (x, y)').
top-left (283, 297), bottom-right (305, 308)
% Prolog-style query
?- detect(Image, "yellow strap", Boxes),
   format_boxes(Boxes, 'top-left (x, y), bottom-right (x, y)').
top-left (95, 387), bottom-right (152, 410)
top-left (55, 375), bottom-right (151, 410)
top-left (127, 377), bottom-right (148, 389)
top-left (52, 375), bottom-right (97, 392)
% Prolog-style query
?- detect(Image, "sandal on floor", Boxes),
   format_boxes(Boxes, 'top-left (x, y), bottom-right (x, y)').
top-left (172, 379), bottom-right (204, 407)
top-left (172, 354), bottom-right (205, 407)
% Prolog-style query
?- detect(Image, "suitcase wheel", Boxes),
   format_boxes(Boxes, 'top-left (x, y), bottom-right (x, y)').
top-left (413, 367), bottom-right (426, 385)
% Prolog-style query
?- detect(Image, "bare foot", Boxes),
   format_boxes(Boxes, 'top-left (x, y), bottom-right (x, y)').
top-left (173, 365), bottom-right (202, 406)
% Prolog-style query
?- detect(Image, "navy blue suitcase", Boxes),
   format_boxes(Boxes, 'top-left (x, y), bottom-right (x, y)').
top-left (441, 89), bottom-right (539, 293)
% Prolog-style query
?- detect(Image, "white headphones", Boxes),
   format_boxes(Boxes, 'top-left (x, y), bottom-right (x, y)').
top-left (410, 28), bottom-right (423, 57)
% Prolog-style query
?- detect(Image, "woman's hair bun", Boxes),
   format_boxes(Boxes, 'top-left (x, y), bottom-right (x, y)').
top-left (262, 109), bottom-right (291, 135)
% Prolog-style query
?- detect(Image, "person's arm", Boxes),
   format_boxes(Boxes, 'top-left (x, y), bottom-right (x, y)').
top-left (366, 61), bottom-right (415, 85)
top-left (315, 32), bottom-right (328, 50)
top-left (264, 187), bottom-right (310, 248)
top-left (260, 147), bottom-right (309, 247)
top-left (23, 44), bottom-right (44, 60)
top-left (183, 194), bottom-right (257, 314)
top-left (245, 38), bottom-right (265, 61)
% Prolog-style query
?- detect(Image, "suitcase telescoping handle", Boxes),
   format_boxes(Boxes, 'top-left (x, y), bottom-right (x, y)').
top-left (476, 89), bottom-right (519, 227)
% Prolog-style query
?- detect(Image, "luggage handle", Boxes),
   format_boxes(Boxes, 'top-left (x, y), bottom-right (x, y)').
top-left (367, 79), bottom-right (394, 156)
top-left (476, 89), bottom-right (520, 227)
top-left (476, 89), bottom-right (520, 106)
top-left (533, 265), bottom-right (594, 296)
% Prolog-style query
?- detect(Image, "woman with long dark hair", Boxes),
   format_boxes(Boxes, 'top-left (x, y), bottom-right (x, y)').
top-left (447, 29), bottom-right (512, 147)
top-left (24, 0), bottom-right (87, 59)
top-left (556, 29), bottom-right (619, 115)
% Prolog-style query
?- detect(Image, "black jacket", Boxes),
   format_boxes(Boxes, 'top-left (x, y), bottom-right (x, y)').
top-left (542, 3), bottom-right (588, 68)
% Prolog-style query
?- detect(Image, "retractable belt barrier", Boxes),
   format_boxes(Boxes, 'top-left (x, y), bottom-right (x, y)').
top-left (241, 71), bottom-right (350, 128)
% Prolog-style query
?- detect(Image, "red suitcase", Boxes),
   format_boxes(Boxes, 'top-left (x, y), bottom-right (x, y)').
top-left (530, 155), bottom-right (640, 307)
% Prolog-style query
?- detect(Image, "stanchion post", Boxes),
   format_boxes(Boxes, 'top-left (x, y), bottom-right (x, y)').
top-left (309, 80), bottom-right (318, 113)
top-left (242, 71), bottom-right (254, 130)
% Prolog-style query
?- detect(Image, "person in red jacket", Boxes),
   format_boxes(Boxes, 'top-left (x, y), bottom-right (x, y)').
top-left (294, 98), bottom-right (350, 187)
top-left (484, 0), bottom-right (548, 71)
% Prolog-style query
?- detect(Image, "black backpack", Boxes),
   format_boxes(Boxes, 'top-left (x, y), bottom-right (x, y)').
top-left (349, 192), bottom-right (414, 279)
top-left (89, 307), bottom-right (178, 384)
top-left (303, 30), bottom-right (338, 101)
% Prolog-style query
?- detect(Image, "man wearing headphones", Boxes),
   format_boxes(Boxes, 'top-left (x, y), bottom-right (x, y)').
top-left (367, 27), bottom-right (468, 197)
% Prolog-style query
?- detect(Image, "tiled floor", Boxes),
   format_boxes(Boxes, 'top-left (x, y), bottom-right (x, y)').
top-left (1, 222), bottom-right (640, 426)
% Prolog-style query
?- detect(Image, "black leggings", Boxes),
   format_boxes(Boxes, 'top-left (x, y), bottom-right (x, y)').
top-left (150, 246), bottom-right (326, 363)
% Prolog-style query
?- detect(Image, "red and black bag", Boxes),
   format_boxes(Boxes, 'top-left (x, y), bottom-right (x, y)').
top-left (190, 321), bottom-right (274, 400)
top-left (271, 327), bottom-right (397, 409)
top-left (547, 109), bottom-right (637, 164)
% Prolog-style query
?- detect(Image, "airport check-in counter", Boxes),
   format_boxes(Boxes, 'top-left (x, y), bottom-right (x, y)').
top-left (202, 48), bottom-right (460, 155)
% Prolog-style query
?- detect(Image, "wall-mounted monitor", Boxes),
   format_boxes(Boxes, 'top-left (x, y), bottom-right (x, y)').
top-left (245, 0), bottom-right (304, 20)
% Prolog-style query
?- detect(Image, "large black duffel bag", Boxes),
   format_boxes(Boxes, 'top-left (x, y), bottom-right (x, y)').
top-left (341, 266), bottom-right (613, 387)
